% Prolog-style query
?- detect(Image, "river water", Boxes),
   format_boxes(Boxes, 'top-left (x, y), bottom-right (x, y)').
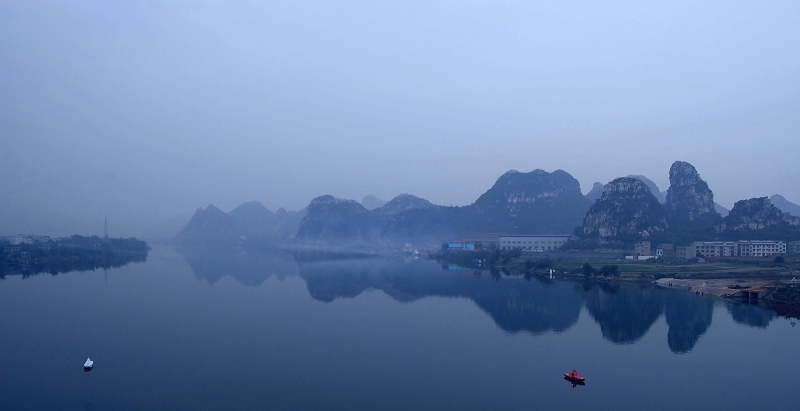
top-left (1, 245), bottom-right (797, 410)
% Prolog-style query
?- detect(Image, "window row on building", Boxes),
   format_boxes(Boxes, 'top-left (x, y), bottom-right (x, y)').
top-left (499, 235), bottom-right (570, 252)
top-left (635, 240), bottom-right (796, 259)
top-left (688, 240), bottom-right (787, 258)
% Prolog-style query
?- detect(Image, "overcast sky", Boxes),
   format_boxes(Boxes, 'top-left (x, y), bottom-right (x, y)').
top-left (2, 0), bottom-right (799, 238)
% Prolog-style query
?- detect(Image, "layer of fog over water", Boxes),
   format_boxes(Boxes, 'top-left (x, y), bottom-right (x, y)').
top-left (1, 246), bottom-right (798, 411)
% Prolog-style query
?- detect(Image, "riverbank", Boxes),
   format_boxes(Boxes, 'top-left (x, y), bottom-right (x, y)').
top-left (436, 249), bottom-right (800, 296)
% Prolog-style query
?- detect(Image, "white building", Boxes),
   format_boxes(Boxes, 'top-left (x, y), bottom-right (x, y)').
top-left (692, 241), bottom-right (739, 257)
top-left (737, 240), bottom-right (786, 257)
top-left (687, 240), bottom-right (787, 258)
top-left (499, 235), bottom-right (569, 252)
top-left (9, 235), bottom-right (34, 245)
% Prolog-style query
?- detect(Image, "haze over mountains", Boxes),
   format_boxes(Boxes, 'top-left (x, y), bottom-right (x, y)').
top-left (176, 161), bottom-right (800, 249)
top-left (175, 202), bottom-right (304, 246)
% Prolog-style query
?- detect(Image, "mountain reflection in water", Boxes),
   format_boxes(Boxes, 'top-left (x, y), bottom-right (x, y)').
top-left (584, 283), bottom-right (664, 344)
top-left (299, 258), bottom-right (583, 335)
top-left (176, 244), bottom-right (299, 286)
top-left (175, 246), bottom-right (785, 354)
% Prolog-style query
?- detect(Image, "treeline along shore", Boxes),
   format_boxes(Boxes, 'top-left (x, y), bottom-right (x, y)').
top-left (1, 235), bottom-right (150, 278)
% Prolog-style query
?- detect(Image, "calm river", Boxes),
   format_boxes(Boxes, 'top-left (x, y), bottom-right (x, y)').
top-left (1, 245), bottom-right (798, 410)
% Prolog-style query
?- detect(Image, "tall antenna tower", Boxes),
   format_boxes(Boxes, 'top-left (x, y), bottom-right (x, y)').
top-left (104, 215), bottom-right (109, 240)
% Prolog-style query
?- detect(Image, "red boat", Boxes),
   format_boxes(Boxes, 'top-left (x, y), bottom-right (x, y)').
top-left (564, 369), bottom-right (585, 382)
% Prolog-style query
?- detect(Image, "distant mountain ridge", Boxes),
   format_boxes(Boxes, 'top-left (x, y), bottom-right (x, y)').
top-left (770, 194), bottom-right (800, 218)
top-left (715, 197), bottom-right (800, 240)
top-left (295, 169), bottom-right (592, 245)
top-left (176, 161), bottom-right (799, 248)
top-left (175, 202), bottom-right (304, 245)
top-left (585, 182), bottom-right (604, 203)
top-left (361, 195), bottom-right (387, 210)
top-left (383, 169), bottom-right (592, 243)
top-left (573, 177), bottom-right (668, 247)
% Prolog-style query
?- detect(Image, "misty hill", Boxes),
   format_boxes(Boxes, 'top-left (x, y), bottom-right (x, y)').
top-left (361, 195), bottom-right (387, 210)
top-left (295, 194), bottom-right (438, 244)
top-left (374, 194), bottom-right (435, 215)
top-left (715, 203), bottom-right (729, 217)
top-left (228, 201), bottom-right (275, 235)
top-left (714, 197), bottom-right (800, 240)
top-left (664, 161), bottom-right (721, 226)
top-left (297, 169), bottom-right (592, 245)
top-left (587, 176), bottom-right (664, 204)
top-left (585, 182), bottom-right (604, 203)
top-left (383, 169), bottom-right (592, 243)
top-left (175, 202), bottom-right (303, 245)
top-left (469, 169), bottom-right (591, 233)
top-left (295, 196), bottom-right (385, 244)
top-left (628, 175), bottom-right (666, 204)
top-left (770, 194), bottom-right (800, 217)
top-left (175, 205), bottom-right (237, 244)
top-left (573, 177), bottom-right (668, 247)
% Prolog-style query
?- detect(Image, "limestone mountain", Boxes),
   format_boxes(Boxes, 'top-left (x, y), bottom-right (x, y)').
top-left (361, 195), bottom-right (387, 210)
top-left (175, 202), bottom-right (303, 245)
top-left (585, 182), bottom-right (604, 203)
top-left (295, 195), bottom-right (385, 244)
top-left (381, 206), bottom-right (462, 243)
top-left (228, 201), bottom-right (275, 235)
top-left (295, 193), bottom-right (443, 244)
top-left (770, 194), bottom-right (800, 217)
top-left (469, 169), bottom-right (592, 234)
top-left (383, 169), bottom-right (592, 243)
top-left (271, 207), bottom-right (306, 239)
top-left (628, 175), bottom-right (665, 204)
top-left (587, 175), bottom-right (664, 204)
top-left (374, 194), bottom-right (435, 215)
top-left (714, 203), bottom-right (729, 217)
top-left (175, 204), bottom-right (239, 245)
top-left (574, 177), bottom-right (668, 247)
top-left (714, 197), bottom-right (800, 240)
top-left (664, 161), bottom-right (720, 226)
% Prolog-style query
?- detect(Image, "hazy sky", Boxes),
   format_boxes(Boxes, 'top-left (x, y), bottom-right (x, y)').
top-left (2, 0), bottom-right (799, 238)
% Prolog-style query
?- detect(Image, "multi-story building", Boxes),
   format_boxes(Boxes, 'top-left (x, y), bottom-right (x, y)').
top-left (635, 241), bottom-right (651, 256)
top-left (459, 233), bottom-right (500, 249)
top-left (687, 240), bottom-right (787, 258)
top-left (676, 245), bottom-right (692, 259)
top-left (788, 240), bottom-right (800, 255)
top-left (737, 240), bottom-right (786, 257)
top-left (692, 241), bottom-right (739, 257)
top-left (9, 236), bottom-right (34, 245)
top-left (656, 243), bottom-right (674, 257)
top-left (499, 235), bottom-right (569, 252)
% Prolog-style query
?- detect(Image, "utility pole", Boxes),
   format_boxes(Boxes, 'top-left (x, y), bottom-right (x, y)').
top-left (104, 215), bottom-right (109, 241)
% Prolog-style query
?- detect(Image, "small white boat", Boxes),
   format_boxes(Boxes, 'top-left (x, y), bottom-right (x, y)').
top-left (84, 358), bottom-right (93, 371)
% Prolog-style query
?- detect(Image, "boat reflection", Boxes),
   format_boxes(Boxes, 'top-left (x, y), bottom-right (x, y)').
top-left (564, 376), bottom-right (585, 388)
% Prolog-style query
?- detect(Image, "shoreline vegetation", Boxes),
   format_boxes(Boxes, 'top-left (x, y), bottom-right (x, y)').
top-left (435, 249), bottom-right (800, 313)
top-left (1, 235), bottom-right (150, 279)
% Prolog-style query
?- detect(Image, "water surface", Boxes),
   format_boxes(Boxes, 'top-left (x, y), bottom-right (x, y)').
top-left (0, 245), bottom-right (797, 410)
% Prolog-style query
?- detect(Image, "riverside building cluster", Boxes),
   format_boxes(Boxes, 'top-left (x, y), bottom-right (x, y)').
top-left (633, 240), bottom-right (798, 260)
